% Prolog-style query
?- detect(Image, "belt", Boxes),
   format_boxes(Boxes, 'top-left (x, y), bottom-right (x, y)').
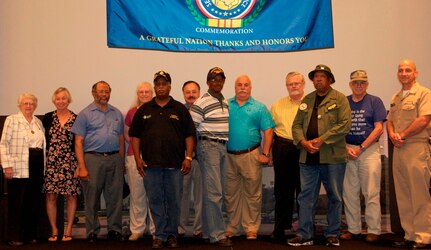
top-left (198, 136), bottom-right (227, 145)
top-left (346, 141), bottom-right (363, 146)
top-left (274, 135), bottom-right (294, 144)
top-left (227, 143), bottom-right (260, 155)
top-left (85, 151), bottom-right (119, 156)
top-left (29, 147), bottom-right (43, 151)
top-left (347, 140), bottom-right (379, 146)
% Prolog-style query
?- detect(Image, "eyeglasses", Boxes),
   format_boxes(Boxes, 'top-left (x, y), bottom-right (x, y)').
top-left (351, 81), bottom-right (367, 86)
top-left (209, 78), bottom-right (225, 83)
top-left (21, 102), bottom-right (35, 106)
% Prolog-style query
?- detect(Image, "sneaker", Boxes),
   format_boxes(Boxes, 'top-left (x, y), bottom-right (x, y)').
top-left (152, 238), bottom-right (164, 249)
top-left (128, 233), bottom-right (142, 241)
top-left (287, 236), bottom-right (313, 246)
top-left (246, 231), bottom-right (257, 240)
top-left (326, 237), bottom-right (340, 247)
top-left (365, 233), bottom-right (380, 243)
top-left (215, 238), bottom-right (233, 247)
top-left (166, 235), bottom-right (178, 248)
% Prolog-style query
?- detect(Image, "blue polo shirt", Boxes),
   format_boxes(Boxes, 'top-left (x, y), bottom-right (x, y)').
top-left (227, 96), bottom-right (274, 151)
top-left (346, 94), bottom-right (386, 144)
top-left (71, 102), bottom-right (124, 152)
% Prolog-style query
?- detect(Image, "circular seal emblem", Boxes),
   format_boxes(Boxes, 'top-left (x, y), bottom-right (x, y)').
top-left (195, 0), bottom-right (256, 19)
top-left (299, 103), bottom-right (308, 111)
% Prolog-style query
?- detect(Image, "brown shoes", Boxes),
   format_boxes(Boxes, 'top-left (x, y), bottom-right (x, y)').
top-left (365, 233), bottom-right (380, 243)
top-left (215, 238), bottom-right (233, 247)
top-left (339, 231), bottom-right (361, 240)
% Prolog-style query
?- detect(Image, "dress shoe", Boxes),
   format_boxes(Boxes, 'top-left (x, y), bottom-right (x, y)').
top-left (88, 233), bottom-right (97, 243)
top-left (152, 238), bottom-right (163, 249)
top-left (412, 242), bottom-right (431, 249)
top-left (365, 233), bottom-right (380, 243)
top-left (270, 231), bottom-right (285, 240)
top-left (166, 235), bottom-right (179, 248)
top-left (8, 241), bottom-right (24, 246)
top-left (215, 238), bottom-right (232, 247)
top-left (392, 239), bottom-right (414, 248)
top-left (107, 230), bottom-right (124, 241)
top-left (340, 231), bottom-right (362, 240)
top-left (246, 231), bottom-right (257, 240)
top-left (128, 233), bottom-right (142, 241)
top-left (193, 232), bottom-right (203, 239)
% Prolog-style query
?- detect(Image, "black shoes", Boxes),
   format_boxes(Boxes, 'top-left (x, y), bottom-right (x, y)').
top-left (107, 230), bottom-right (124, 241)
top-left (88, 233), bottom-right (98, 243)
top-left (166, 235), bottom-right (179, 248)
top-left (393, 240), bottom-right (431, 249)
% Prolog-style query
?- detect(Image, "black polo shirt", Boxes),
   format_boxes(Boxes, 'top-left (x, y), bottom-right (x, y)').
top-left (129, 96), bottom-right (196, 168)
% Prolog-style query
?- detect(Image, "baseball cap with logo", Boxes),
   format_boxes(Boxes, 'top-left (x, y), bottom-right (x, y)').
top-left (153, 70), bottom-right (171, 83)
top-left (350, 70), bottom-right (368, 82)
top-left (207, 67), bottom-right (226, 81)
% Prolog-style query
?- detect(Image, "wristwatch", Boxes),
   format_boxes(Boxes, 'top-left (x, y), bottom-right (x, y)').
top-left (261, 152), bottom-right (270, 158)
top-left (185, 156), bottom-right (193, 161)
top-left (359, 144), bottom-right (366, 152)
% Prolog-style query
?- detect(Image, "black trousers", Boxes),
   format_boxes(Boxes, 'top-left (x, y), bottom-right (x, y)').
top-left (272, 137), bottom-right (301, 235)
top-left (7, 148), bottom-right (44, 242)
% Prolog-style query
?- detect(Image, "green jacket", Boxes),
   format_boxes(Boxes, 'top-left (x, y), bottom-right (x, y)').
top-left (292, 88), bottom-right (351, 164)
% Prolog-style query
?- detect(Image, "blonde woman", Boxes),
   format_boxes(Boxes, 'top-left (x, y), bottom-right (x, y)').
top-left (41, 87), bottom-right (80, 242)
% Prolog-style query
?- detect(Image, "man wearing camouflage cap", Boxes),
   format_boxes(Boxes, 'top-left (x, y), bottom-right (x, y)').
top-left (340, 70), bottom-right (386, 243)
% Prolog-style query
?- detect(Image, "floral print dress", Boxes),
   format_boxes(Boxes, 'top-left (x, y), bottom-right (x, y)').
top-left (42, 112), bottom-right (81, 195)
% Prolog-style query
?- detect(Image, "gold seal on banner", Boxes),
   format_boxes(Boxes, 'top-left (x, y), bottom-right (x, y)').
top-left (188, 0), bottom-right (266, 28)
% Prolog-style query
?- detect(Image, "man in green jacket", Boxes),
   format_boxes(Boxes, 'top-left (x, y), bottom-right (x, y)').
top-left (287, 64), bottom-right (351, 247)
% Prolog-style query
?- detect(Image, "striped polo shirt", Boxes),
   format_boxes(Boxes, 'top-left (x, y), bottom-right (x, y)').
top-left (190, 92), bottom-right (229, 140)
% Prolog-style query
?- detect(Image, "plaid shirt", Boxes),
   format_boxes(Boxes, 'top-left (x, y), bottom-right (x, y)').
top-left (0, 112), bottom-right (46, 178)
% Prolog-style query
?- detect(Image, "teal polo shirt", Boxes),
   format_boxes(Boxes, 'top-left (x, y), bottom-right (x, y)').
top-left (227, 96), bottom-right (274, 151)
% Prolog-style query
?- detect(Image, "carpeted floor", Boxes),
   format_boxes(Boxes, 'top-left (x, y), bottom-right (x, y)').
top-left (0, 233), bottom-right (407, 250)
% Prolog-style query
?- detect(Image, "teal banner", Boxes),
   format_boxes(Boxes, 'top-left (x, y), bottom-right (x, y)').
top-left (107, 0), bottom-right (334, 52)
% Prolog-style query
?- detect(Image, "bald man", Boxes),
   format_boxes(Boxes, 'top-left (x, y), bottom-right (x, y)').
top-left (387, 59), bottom-right (431, 249)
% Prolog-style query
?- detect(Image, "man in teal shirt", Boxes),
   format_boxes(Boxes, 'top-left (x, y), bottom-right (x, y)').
top-left (225, 74), bottom-right (274, 240)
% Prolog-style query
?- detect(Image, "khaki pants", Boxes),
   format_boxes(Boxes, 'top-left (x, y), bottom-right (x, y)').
top-left (224, 148), bottom-right (262, 234)
top-left (393, 141), bottom-right (431, 244)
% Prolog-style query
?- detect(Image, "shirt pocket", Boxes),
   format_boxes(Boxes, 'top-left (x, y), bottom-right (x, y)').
top-left (109, 120), bottom-right (121, 135)
top-left (400, 101), bottom-right (417, 120)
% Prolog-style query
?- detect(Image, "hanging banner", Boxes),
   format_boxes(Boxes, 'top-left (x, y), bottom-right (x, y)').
top-left (107, 0), bottom-right (334, 52)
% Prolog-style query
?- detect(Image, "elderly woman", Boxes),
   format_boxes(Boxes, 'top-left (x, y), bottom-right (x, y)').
top-left (124, 81), bottom-right (155, 241)
top-left (0, 93), bottom-right (46, 246)
top-left (42, 87), bottom-right (80, 242)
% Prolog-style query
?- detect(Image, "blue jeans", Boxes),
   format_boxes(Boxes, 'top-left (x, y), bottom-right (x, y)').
top-left (197, 140), bottom-right (228, 243)
top-left (144, 168), bottom-right (182, 241)
top-left (297, 163), bottom-right (346, 239)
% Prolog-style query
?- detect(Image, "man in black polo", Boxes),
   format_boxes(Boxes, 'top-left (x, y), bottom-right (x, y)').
top-left (129, 70), bottom-right (196, 248)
